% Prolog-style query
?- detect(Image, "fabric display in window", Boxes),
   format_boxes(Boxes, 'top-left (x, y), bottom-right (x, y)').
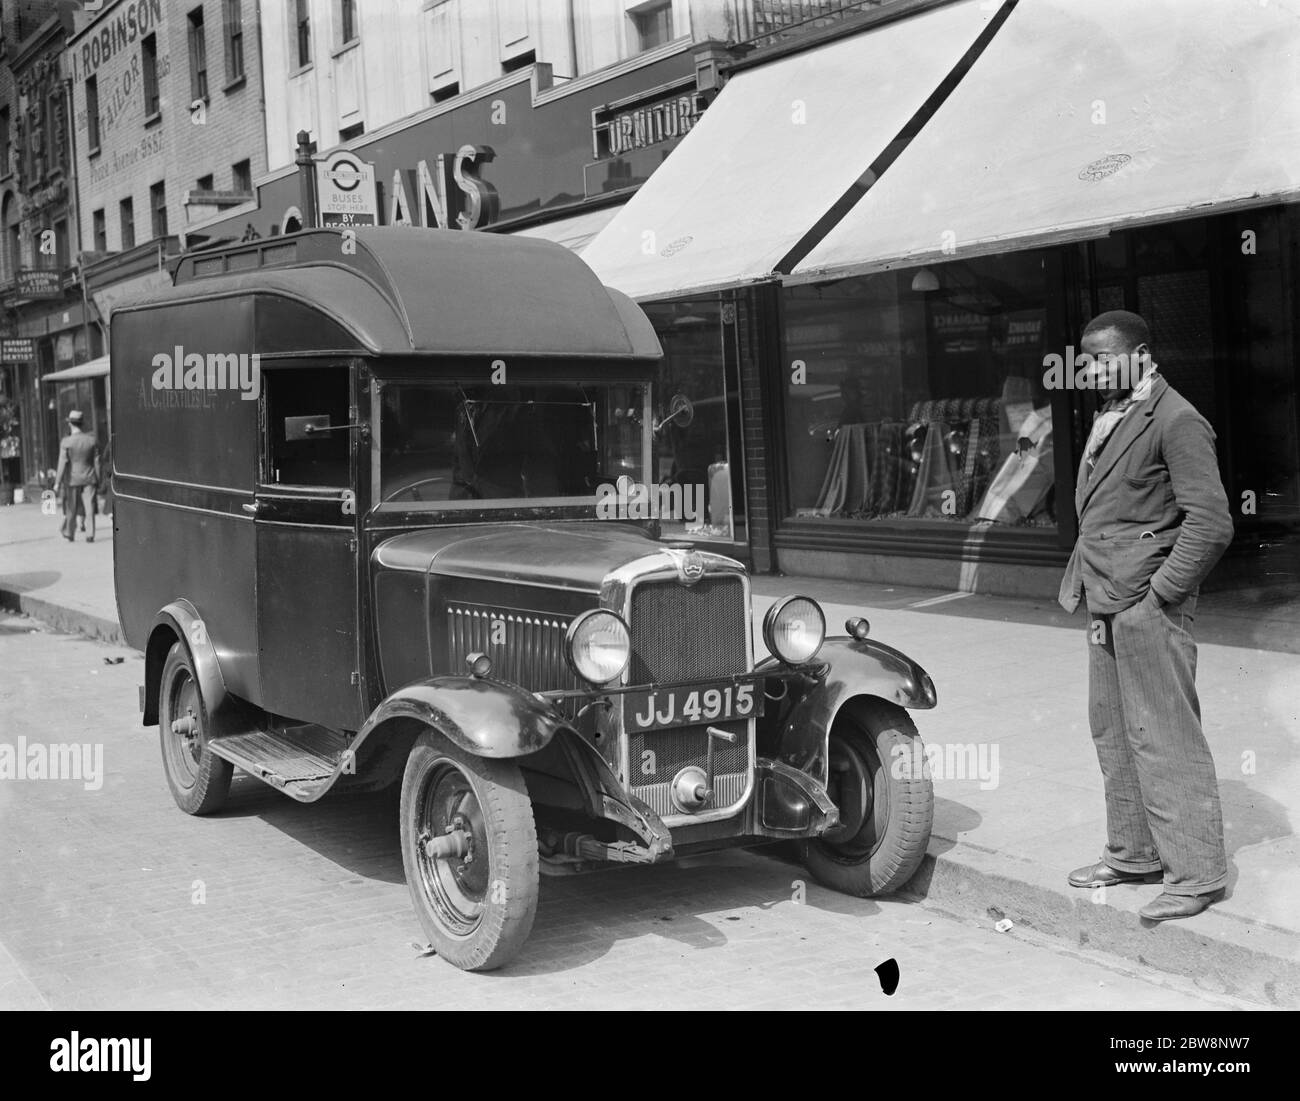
top-left (811, 423), bottom-right (869, 516)
top-left (975, 406), bottom-right (1054, 524)
top-left (904, 398), bottom-right (1002, 518)
top-left (865, 420), bottom-right (914, 516)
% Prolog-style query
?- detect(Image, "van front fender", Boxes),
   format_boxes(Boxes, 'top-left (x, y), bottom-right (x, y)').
top-left (357, 677), bottom-right (570, 759)
top-left (760, 637), bottom-right (936, 787)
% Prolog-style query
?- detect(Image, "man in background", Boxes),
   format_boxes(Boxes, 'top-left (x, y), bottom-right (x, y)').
top-left (1059, 310), bottom-right (1234, 921)
top-left (55, 410), bottom-right (100, 542)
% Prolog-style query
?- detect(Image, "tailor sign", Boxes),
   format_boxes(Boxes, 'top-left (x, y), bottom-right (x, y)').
top-left (315, 150), bottom-right (380, 228)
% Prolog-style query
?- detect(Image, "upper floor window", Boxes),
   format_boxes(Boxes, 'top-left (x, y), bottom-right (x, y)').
top-left (630, 1), bottom-right (674, 51)
top-left (188, 8), bottom-right (209, 102)
top-left (0, 107), bottom-right (9, 175)
top-left (85, 77), bottom-right (101, 153)
top-left (120, 197), bottom-right (136, 251)
top-left (143, 34), bottom-right (161, 117)
top-left (340, 0), bottom-right (358, 45)
top-left (53, 218), bottom-right (69, 269)
top-left (232, 159), bottom-right (252, 193)
top-left (224, 0), bottom-right (246, 84)
top-left (92, 209), bottom-right (107, 252)
top-left (150, 181), bottom-right (168, 239)
top-left (295, 0), bottom-right (312, 68)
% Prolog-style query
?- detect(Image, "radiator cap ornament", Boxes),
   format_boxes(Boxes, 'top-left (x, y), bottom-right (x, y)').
top-left (675, 548), bottom-right (706, 586)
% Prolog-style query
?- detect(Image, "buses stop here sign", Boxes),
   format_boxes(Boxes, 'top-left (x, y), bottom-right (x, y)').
top-left (315, 150), bottom-right (379, 228)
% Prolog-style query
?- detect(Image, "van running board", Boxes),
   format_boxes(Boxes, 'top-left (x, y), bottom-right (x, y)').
top-left (208, 725), bottom-right (350, 802)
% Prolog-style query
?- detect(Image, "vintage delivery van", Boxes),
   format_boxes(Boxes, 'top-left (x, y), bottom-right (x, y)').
top-left (112, 227), bottom-right (937, 970)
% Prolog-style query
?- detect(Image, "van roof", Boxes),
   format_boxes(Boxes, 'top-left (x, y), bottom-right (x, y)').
top-left (118, 226), bottom-right (661, 362)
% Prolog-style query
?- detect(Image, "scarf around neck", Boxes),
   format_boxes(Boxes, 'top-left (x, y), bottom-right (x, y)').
top-left (1083, 366), bottom-right (1160, 471)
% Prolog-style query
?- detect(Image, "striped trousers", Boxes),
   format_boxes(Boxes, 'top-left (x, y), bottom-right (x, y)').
top-left (1086, 591), bottom-right (1228, 895)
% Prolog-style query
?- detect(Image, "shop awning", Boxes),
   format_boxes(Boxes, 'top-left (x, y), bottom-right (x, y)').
top-left (790, 0), bottom-right (1300, 282)
top-left (512, 204), bottom-right (623, 254)
top-left (580, 0), bottom-right (1001, 300)
top-left (42, 356), bottom-right (110, 383)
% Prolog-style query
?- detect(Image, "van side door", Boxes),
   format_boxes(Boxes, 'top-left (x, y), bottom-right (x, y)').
top-left (252, 362), bottom-right (363, 730)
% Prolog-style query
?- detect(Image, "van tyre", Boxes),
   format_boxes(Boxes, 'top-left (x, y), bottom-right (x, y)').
top-left (400, 730), bottom-right (539, 971)
top-left (159, 641), bottom-right (233, 815)
top-left (801, 699), bottom-right (932, 896)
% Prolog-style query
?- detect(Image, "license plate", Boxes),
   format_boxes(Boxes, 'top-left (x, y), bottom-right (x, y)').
top-left (623, 683), bottom-right (762, 731)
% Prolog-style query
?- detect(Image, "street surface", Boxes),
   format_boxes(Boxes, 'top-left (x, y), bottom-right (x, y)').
top-left (0, 613), bottom-right (1258, 1011)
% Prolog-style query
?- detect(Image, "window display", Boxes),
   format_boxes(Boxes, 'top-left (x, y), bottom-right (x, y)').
top-left (783, 252), bottom-right (1056, 530)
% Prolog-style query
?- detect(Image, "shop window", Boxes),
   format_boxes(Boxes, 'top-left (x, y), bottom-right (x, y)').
top-left (783, 253), bottom-right (1056, 530)
top-left (640, 299), bottom-right (743, 544)
top-left (119, 197), bottom-right (135, 251)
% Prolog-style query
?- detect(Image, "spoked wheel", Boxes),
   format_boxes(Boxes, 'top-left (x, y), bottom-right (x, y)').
top-left (801, 699), bottom-right (933, 896)
top-left (399, 730), bottom-right (538, 971)
top-left (158, 641), bottom-right (232, 815)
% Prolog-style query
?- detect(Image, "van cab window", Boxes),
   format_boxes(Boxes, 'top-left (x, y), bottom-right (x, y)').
top-left (378, 380), bottom-right (648, 506)
top-left (266, 367), bottom-right (351, 487)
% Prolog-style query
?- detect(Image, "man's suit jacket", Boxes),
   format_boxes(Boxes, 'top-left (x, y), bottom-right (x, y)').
top-left (1058, 375), bottom-right (1233, 614)
top-left (55, 430), bottom-right (101, 489)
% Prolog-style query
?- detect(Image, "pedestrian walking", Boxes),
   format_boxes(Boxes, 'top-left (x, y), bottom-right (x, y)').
top-left (54, 410), bottom-right (101, 543)
top-left (1059, 310), bottom-right (1234, 921)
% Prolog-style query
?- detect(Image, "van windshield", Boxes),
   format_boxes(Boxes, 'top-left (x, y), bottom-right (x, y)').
top-left (378, 381), bottom-right (650, 507)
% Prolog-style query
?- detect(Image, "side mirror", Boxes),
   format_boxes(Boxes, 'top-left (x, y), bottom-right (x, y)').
top-left (285, 414), bottom-right (331, 441)
top-left (653, 393), bottom-right (694, 434)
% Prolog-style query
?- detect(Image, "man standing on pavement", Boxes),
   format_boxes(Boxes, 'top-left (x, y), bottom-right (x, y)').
top-left (1058, 310), bottom-right (1234, 922)
top-left (54, 410), bottom-right (100, 543)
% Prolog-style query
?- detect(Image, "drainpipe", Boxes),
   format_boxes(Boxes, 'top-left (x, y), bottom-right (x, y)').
top-left (62, 76), bottom-right (96, 358)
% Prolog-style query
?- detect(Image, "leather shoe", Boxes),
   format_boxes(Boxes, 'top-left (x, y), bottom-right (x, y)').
top-left (1139, 890), bottom-right (1224, 921)
top-left (1068, 861), bottom-right (1162, 889)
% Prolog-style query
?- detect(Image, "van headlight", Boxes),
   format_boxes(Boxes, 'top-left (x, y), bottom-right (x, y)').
top-left (763, 596), bottom-right (826, 665)
top-left (565, 610), bottom-right (631, 685)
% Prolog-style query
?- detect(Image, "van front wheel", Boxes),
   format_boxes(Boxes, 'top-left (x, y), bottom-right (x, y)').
top-left (800, 699), bottom-right (933, 896)
top-left (400, 730), bottom-right (539, 971)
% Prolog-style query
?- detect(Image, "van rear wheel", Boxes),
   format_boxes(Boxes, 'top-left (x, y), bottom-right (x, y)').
top-left (400, 730), bottom-right (539, 971)
top-left (158, 641), bottom-right (233, 815)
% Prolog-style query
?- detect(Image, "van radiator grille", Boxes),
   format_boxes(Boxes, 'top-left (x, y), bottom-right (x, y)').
top-left (627, 575), bottom-right (747, 685)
